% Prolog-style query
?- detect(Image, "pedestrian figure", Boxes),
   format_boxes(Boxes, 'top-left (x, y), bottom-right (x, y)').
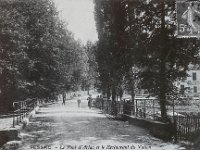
top-left (77, 97), bottom-right (81, 108)
top-left (87, 95), bottom-right (92, 109)
top-left (96, 95), bottom-right (100, 108)
top-left (73, 93), bottom-right (76, 97)
top-left (62, 93), bottom-right (66, 105)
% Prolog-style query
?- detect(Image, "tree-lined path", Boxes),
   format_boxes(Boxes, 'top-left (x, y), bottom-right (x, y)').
top-left (14, 96), bottom-right (183, 150)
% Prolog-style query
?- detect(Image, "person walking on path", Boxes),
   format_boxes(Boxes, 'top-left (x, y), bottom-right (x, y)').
top-left (87, 95), bottom-right (92, 109)
top-left (62, 93), bottom-right (66, 105)
top-left (100, 95), bottom-right (104, 110)
top-left (77, 97), bottom-right (81, 108)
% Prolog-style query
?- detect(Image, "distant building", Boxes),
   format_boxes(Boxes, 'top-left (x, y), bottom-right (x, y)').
top-left (177, 64), bottom-right (200, 98)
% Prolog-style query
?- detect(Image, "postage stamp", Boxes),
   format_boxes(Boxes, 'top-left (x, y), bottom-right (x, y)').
top-left (176, 0), bottom-right (200, 38)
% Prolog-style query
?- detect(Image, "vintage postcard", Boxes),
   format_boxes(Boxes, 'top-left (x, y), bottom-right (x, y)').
top-left (0, 0), bottom-right (200, 150)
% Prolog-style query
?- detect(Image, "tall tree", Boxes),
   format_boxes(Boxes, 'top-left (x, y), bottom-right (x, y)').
top-left (94, 0), bottom-right (200, 122)
top-left (94, 0), bottom-right (128, 101)
top-left (135, 0), bottom-right (199, 121)
top-left (82, 41), bottom-right (98, 94)
top-left (0, 0), bottom-right (85, 111)
top-left (0, 0), bottom-right (30, 110)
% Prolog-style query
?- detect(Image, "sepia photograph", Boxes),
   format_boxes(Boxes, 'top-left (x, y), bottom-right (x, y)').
top-left (0, 0), bottom-right (200, 150)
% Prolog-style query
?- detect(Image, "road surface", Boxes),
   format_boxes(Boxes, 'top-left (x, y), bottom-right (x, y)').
top-left (3, 96), bottom-right (185, 150)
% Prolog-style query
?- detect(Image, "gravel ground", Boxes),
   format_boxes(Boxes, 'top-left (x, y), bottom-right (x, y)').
top-left (3, 96), bottom-right (185, 150)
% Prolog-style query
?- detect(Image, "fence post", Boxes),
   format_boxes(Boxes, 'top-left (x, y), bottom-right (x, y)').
top-left (16, 112), bottom-right (19, 125)
top-left (24, 101), bottom-right (26, 118)
top-left (20, 102), bottom-right (22, 122)
top-left (13, 112), bottom-right (15, 128)
top-left (153, 99), bottom-right (155, 120)
top-left (173, 116), bottom-right (178, 143)
top-left (135, 99), bottom-right (138, 117)
top-left (131, 102), bottom-right (134, 116)
top-left (12, 102), bottom-right (15, 128)
top-left (123, 101), bottom-right (125, 115)
top-left (22, 102), bottom-right (24, 120)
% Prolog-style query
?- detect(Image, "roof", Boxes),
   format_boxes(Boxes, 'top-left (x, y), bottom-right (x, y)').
top-left (188, 64), bottom-right (200, 70)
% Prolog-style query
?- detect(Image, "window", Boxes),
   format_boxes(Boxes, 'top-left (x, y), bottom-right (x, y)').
top-left (193, 72), bottom-right (197, 81)
top-left (194, 86), bottom-right (197, 93)
top-left (180, 85), bottom-right (184, 90)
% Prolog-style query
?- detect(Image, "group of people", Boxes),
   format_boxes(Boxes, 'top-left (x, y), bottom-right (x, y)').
top-left (61, 92), bottom-right (94, 109)
top-left (95, 95), bottom-right (104, 110)
top-left (87, 95), bottom-right (93, 109)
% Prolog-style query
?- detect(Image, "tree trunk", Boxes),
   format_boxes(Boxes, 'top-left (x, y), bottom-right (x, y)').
top-left (131, 85), bottom-right (135, 115)
top-left (159, 94), bottom-right (168, 121)
top-left (127, 3), bottom-right (136, 115)
top-left (159, 52), bottom-right (168, 121)
top-left (119, 87), bottom-right (123, 100)
top-left (159, 77), bottom-right (168, 122)
top-left (87, 87), bottom-right (90, 95)
top-left (112, 86), bottom-right (116, 101)
top-left (131, 88), bottom-right (135, 103)
top-left (130, 69), bottom-right (135, 114)
top-left (159, 0), bottom-right (168, 122)
top-left (107, 86), bottom-right (111, 99)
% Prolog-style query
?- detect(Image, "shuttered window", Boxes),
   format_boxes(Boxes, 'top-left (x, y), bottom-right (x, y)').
top-left (193, 72), bottom-right (197, 81)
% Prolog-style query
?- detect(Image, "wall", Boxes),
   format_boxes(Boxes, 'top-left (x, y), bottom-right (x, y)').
top-left (122, 114), bottom-right (176, 141)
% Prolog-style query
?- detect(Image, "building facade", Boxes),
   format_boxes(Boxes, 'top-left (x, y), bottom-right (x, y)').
top-left (177, 64), bottom-right (200, 98)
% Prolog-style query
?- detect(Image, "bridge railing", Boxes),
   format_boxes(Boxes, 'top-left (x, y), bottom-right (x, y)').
top-left (95, 97), bottom-right (162, 119)
top-left (12, 98), bottom-right (38, 127)
top-left (95, 97), bottom-right (200, 140)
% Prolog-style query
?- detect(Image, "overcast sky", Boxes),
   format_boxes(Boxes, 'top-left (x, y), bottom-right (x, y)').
top-left (54, 0), bottom-right (98, 44)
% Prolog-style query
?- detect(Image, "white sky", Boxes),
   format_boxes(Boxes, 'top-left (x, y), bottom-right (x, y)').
top-left (54, 0), bottom-right (98, 44)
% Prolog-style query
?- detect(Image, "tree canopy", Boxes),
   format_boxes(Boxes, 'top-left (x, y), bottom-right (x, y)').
top-left (94, 0), bottom-right (200, 122)
top-left (0, 0), bottom-right (87, 111)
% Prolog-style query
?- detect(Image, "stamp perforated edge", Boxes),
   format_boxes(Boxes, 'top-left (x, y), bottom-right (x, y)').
top-left (175, 0), bottom-right (200, 38)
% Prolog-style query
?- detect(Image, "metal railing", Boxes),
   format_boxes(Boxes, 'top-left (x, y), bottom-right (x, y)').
top-left (12, 98), bottom-right (38, 128)
top-left (95, 100), bottom-right (157, 119)
top-left (95, 98), bottom-right (200, 140)
top-left (172, 114), bottom-right (200, 140)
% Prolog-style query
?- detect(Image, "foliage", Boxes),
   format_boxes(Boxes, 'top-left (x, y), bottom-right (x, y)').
top-left (81, 41), bottom-right (98, 93)
top-left (94, 0), bottom-right (129, 100)
top-left (0, 0), bottom-right (84, 111)
top-left (134, 0), bottom-right (199, 121)
top-left (94, 0), bottom-right (200, 122)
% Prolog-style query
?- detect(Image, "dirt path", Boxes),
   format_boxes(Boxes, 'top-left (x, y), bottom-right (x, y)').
top-left (14, 97), bottom-right (183, 150)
